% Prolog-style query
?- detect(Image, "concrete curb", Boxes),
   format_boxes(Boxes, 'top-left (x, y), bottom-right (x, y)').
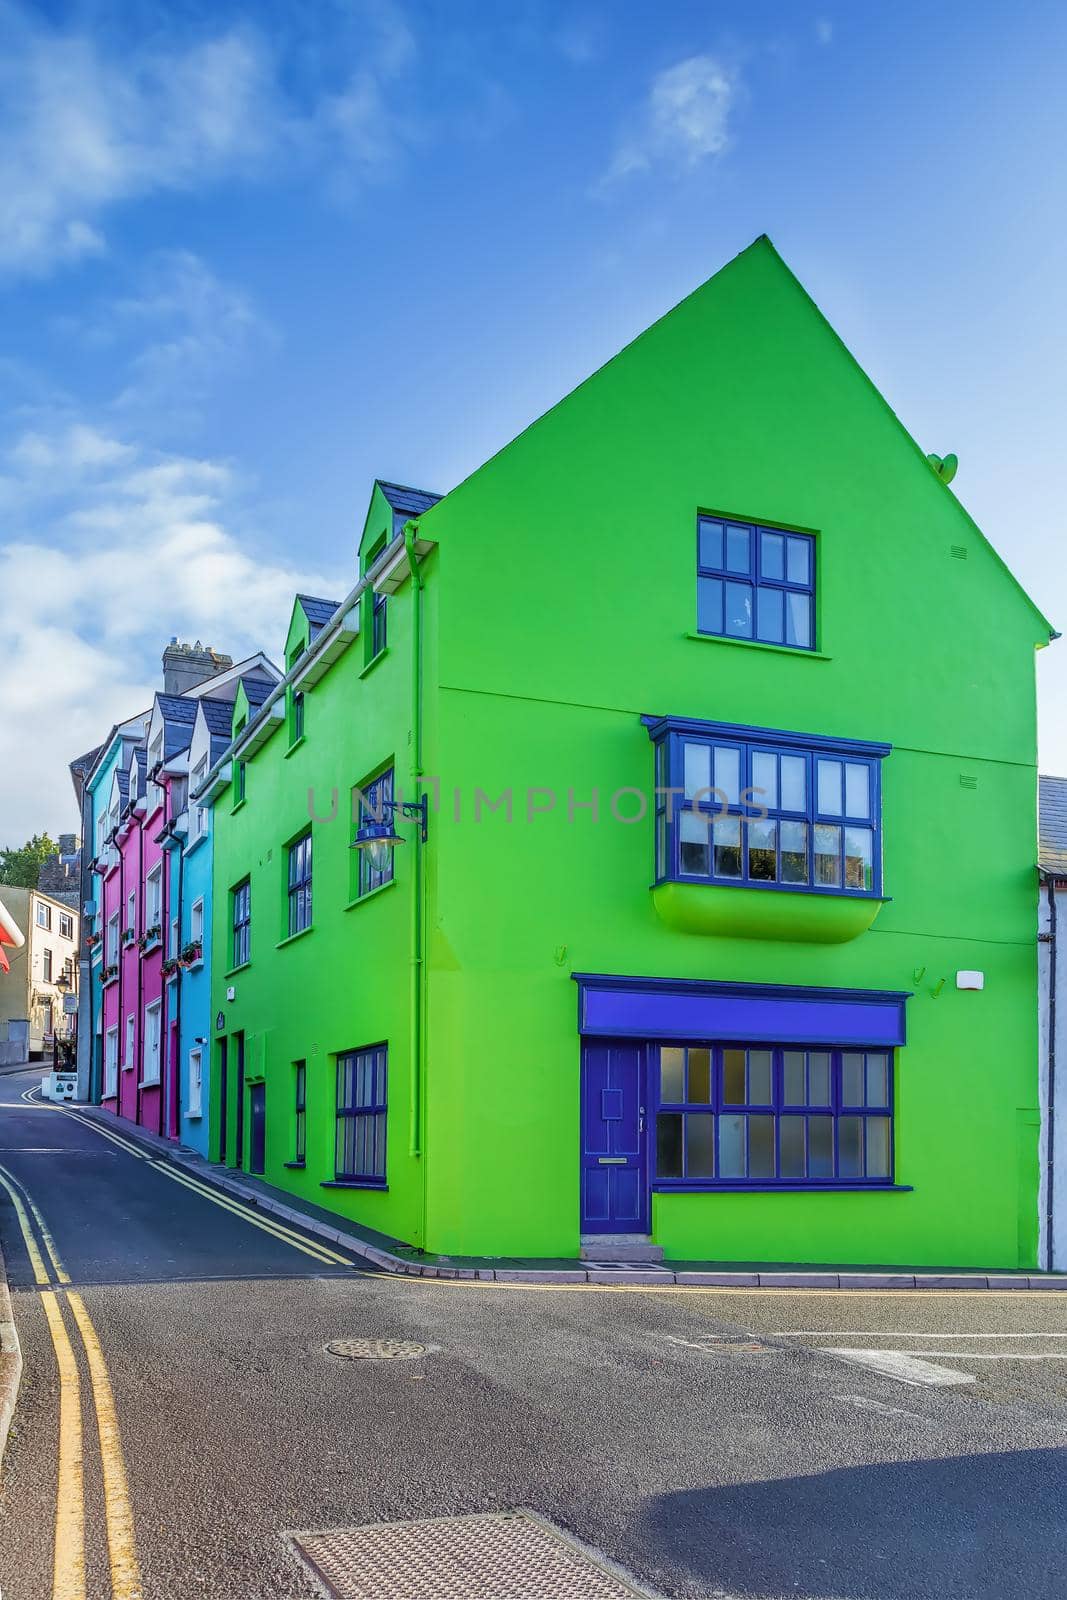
top-left (0, 1240), bottom-right (23, 1475)
top-left (68, 1104), bottom-right (1067, 1293)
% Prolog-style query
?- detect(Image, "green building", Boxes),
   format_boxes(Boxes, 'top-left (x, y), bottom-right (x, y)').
top-left (200, 237), bottom-right (1053, 1269)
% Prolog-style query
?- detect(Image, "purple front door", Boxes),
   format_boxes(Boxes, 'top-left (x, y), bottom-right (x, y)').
top-left (580, 1042), bottom-right (648, 1233)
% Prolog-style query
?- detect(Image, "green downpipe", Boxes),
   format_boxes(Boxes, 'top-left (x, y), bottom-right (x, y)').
top-left (404, 521), bottom-right (426, 1193)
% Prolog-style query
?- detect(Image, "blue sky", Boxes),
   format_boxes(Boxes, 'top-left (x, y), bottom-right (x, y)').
top-left (1, 0), bottom-right (1065, 840)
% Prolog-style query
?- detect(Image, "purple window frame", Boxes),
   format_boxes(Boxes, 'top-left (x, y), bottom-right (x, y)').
top-left (645, 716), bottom-right (889, 900)
top-left (654, 1042), bottom-right (895, 1190)
top-left (232, 879), bottom-right (250, 968)
top-left (696, 515), bottom-right (816, 650)
top-left (335, 1044), bottom-right (387, 1184)
top-left (356, 768), bottom-right (395, 897)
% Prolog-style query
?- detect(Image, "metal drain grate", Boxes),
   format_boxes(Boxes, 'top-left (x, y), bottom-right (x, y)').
top-left (290, 1509), bottom-right (655, 1598)
top-left (325, 1338), bottom-right (428, 1361)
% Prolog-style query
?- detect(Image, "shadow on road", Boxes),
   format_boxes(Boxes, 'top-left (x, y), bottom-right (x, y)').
top-left (638, 1448), bottom-right (1067, 1599)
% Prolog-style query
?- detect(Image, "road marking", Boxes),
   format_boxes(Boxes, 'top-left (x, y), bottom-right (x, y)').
top-left (0, 1161), bottom-right (71, 1283)
top-left (824, 1348), bottom-right (977, 1386)
top-left (147, 1162), bottom-right (353, 1265)
top-left (39, 1291), bottom-right (86, 1600)
top-left (774, 1330), bottom-right (1067, 1339)
top-left (66, 1292), bottom-right (142, 1600)
top-left (0, 1162), bottom-right (50, 1284)
top-left (899, 1351), bottom-right (1067, 1360)
top-left (835, 1393), bottom-right (929, 1421)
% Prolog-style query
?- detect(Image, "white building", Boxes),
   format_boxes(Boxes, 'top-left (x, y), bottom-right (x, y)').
top-left (0, 886), bottom-right (80, 1059)
top-left (1039, 774), bottom-right (1067, 1270)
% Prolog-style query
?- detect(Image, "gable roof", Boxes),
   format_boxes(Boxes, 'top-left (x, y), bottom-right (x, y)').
top-left (296, 594), bottom-right (342, 636)
top-left (199, 697), bottom-right (238, 737)
top-left (1039, 775), bottom-right (1067, 877)
top-left (241, 675), bottom-right (275, 708)
top-left (376, 480), bottom-right (443, 518)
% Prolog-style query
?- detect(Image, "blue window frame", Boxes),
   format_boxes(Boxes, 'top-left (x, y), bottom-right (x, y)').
top-left (355, 768), bottom-right (395, 896)
top-left (336, 1044), bottom-right (387, 1183)
top-left (372, 591), bottom-right (387, 658)
top-left (655, 1043), bottom-right (894, 1188)
top-left (287, 832), bottom-right (312, 936)
top-left (644, 716), bottom-right (889, 898)
top-left (697, 516), bottom-right (815, 649)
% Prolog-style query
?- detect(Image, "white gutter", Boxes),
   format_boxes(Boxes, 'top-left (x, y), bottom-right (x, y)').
top-left (191, 526), bottom-right (436, 806)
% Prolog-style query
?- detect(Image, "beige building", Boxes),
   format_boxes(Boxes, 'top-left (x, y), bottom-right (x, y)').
top-left (0, 887), bottom-right (79, 1060)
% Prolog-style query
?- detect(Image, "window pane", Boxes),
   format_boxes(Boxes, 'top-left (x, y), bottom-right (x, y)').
top-left (809, 1053), bottom-right (831, 1106)
top-left (845, 762), bottom-right (870, 818)
top-left (657, 1113), bottom-right (683, 1178)
top-left (723, 1050), bottom-right (746, 1105)
top-left (844, 827), bottom-right (873, 891)
top-left (719, 1113), bottom-right (746, 1177)
top-left (685, 1114), bottom-right (715, 1178)
top-left (713, 816), bottom-right (742, 878)
top-left (842, 1053), bottom-right (865, 1105)
top-left (725, 524), bottom-right (751, 573)
top-left (809, 1116), bottom-right (834, 1177)
top-left (687, 1048), bottom-right (712, 1105)
top-left (680, 810), bottom-right (710, 875)
top-left (725, 581), bottom-right (753, 638)
top-left (780, 1117), bottom-right (806, 1178)
top-left (748, 818), bottom-right (777, 881)
top-left (760, 530), bottom-right (784, 580)
top-left (655, 811), bottom-right (666, 878)
top-left (785, 592), bottom-right (811, 647)
top-left (783, 1052), bottom-right (806, 1104)
top-left (814, 824), bottom-right (841, 886)
top-left (865, 1116), bottom-right (891, 1178)
top-left (756, 586), bottom-right (783, 643)
top-left (660, 1047), bottom-right (685, 1103)
top-left (752, 751), bottom-right (777, 810)
top-left (780, 754), bottom-right (806, 811)
top-left (698, 518), bottom-right (724, 570)
top-left (786, 536), bottom-right (810, 584)
top-left (714, 747), bottom-right (740, 805)
top-left (780, 819), bottom-right (808, 883)
top-left (748, 1050), bottom-right (772, 1103)
top-left (749, 1115), bottom-right (775, 1179)
top-left (838, 1115), bottom-right (863, 1178)
top-left (683, 742), bottom-right (711, 800)
top-left (817, 760), bottom-right (842, 815)
top-left (697, 576), bottom-right (723, 635)
top-left (865, 1054), bottom-right (889, 1108)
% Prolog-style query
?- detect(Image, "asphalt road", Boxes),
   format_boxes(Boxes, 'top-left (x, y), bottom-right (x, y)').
top-left (1, 1064), bottom-right (1066, 1600)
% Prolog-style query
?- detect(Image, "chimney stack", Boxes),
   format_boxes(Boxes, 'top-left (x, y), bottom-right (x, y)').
top-left (162, 640), bottom-right (235, 696)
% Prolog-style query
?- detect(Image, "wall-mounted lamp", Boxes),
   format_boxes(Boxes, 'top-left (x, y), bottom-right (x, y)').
top-left (350, 794), bottom-right (429, 874)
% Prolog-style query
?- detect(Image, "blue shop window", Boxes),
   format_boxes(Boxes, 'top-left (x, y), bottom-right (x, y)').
top-left (655, 1043), bottom-right (894, 1188)
top-left (697, 516), bottom-right (815, 649)
top-left (645, 717), bottom-right (888, 899)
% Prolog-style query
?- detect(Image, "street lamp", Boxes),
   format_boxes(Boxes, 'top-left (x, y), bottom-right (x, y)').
top-left (350, 794), bottom-right (428, 874)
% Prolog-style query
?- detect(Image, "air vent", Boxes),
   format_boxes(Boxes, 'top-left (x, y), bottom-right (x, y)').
top-left (950, 545), bottom-right (968, 560)
top-left (959, 774), bottom-right (978, 790)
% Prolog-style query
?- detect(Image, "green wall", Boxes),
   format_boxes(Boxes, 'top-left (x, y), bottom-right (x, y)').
top-left (210, 238), bottom-right (1049, 1269)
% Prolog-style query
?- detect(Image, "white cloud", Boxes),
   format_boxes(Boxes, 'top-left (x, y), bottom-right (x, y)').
top-left (0, 2), bottom-right (421, 276)
top-left (603, 54), bottom-right (739, 185)
top-left (0, 426), bottom-right (344, 842)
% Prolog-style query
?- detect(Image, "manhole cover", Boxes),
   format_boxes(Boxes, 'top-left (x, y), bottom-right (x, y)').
top-left (325, 1338), bottom-right (428, 1361)
top-left (291, 1509), bottom-right (656, 1598)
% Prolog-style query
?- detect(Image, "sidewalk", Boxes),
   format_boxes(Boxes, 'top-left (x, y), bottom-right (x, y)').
top-left (72, 1104), bottom-right (1067, 1291)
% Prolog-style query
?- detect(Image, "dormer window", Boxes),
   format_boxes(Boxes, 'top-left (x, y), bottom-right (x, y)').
top-left (697, 516), bottom-right (815, 650)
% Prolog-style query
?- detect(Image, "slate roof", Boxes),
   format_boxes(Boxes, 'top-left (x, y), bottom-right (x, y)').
top-left (156, 694), bottom-right (199, 724)
top-left (377, 480), bottom-right (443, 518)
top-left (1039, 775), bottom-right (1067, 877)
top-left (115, 767), bottom-right (130, 805)
top-left (296, 594), bottom-right (342, 635)
top-left (199, 697), bottom-right (237, 737)
top-left (241, 675), bottom-right (275, 708)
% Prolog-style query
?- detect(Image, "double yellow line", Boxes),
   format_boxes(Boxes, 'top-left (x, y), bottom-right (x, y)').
top-left (56, 1109), bottom-right (356, 1268)
top-left (0, 1163), bottom-right (141, 1600)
